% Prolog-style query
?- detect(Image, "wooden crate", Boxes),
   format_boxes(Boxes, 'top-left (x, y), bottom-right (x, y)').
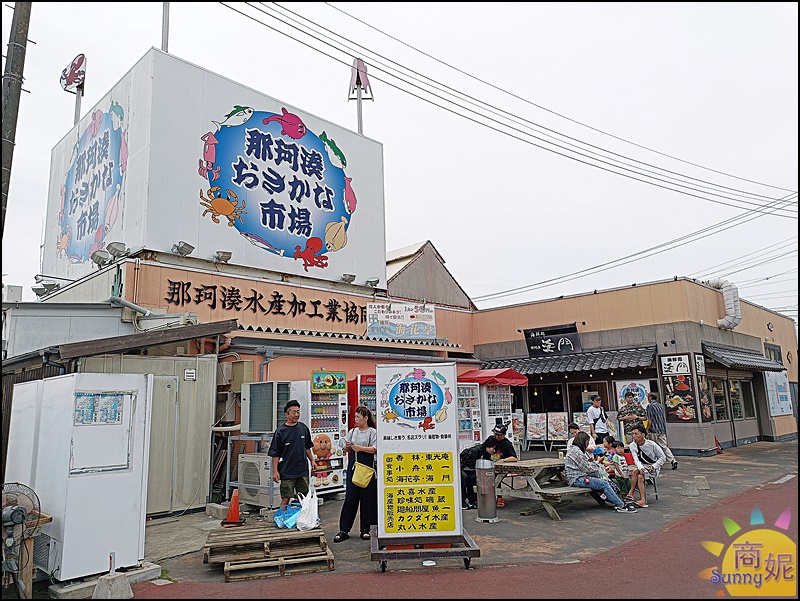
top-left (224, 548), bottom-right (334, 581)
top-left (203, 523), bottom-right (327, 564)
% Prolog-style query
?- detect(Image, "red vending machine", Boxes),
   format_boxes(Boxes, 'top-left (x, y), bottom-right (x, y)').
top-left (347, 374), bottom-right (376, 429)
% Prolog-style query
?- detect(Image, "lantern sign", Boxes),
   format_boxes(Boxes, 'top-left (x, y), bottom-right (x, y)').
top-left (60, 54), bottom-right (86, 92)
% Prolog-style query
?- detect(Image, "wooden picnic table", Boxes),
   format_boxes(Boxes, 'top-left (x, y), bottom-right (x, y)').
top-left (493, 458), bottom-right (605, 520)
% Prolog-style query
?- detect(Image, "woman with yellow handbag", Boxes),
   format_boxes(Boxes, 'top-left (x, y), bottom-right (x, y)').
top-left (334, 406), bottom-right (378, 542)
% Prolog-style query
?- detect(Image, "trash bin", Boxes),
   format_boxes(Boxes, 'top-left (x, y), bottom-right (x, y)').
top-left (475, 459), bottom-right (499, 523)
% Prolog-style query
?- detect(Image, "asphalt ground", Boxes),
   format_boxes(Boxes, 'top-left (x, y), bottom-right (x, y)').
top-left (128, 439), bottom-right (798, 598)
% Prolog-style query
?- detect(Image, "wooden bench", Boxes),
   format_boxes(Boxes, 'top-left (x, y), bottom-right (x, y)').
top-left (493, 459), bottom-right (605, 520)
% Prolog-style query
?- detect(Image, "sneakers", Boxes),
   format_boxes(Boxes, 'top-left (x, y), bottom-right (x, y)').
top-left (615, 505), bottom-right (638, 513)
top-left (671, 460), bottom-right (679, 470)
top-left (462, 501), bottom-right (475, 510)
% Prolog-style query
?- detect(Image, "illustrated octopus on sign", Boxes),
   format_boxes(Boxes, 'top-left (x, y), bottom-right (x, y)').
top-left (293, 237), bottom-right (328, 271)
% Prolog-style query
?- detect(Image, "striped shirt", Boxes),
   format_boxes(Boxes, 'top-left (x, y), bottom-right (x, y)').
top-left (645, 402), bottom-right (668, 434)
top-left (564, 446), bottom-right (606, 486)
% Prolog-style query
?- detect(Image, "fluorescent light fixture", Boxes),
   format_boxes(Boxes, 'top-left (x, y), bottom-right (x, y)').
top-left (172, 241), bottom-right (195, 256)
top-left (91, 249), bottom-right (112, 267)
top-left (106, 241), bottom-right (130, 258)
top-left (365, 277), bottom-right (380, 287)
top-left (341, 273), bottom-right (356, 283)
top-left (31, 285), bottom-right (48, 297)
top-left (41, 281), bottom-right (60, 293)
top-left (214, 250), bottom-right (232, 263)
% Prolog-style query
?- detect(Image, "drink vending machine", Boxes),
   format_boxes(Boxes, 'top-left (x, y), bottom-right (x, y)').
top-left (457, 383), bottom-right (482, 452)
top-left (481, 384), bottom-right (520, 456)
top-left (308, 387), bottom-right (349, 493)
top-left (347, 374), bottom-right (376, 428)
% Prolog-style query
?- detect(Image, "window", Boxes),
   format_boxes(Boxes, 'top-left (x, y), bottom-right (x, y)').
top-left (764, 344), bottom-right (783, 365)
top-left (739, 380), bottom-right (756, 418)
top-left (710, 378), bottom-right (728, 421)
top-left (729, 381), bottom-right (743, 420)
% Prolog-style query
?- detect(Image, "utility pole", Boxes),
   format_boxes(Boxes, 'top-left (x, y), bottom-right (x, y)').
top-left (1, 2), bottom-right (32, 240)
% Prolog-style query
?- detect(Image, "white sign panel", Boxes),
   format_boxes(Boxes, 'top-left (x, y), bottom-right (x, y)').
top-left (695, 354), bottom-right (706, 375)
top-left (660, 354), bottom-right (691, 375)
top-left (43, 49), bottom-right (386, 287)
top-left (764, 371), bottom-right (793, 417)
top-left (366, 302), bottom-right (436, 339)
top-left (375, 363), bottom-right (460, 539)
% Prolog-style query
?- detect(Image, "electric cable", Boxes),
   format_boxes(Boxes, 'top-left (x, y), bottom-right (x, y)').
top-left (222, 2), bottom-right (797, 217)
top-left (271, 2), bottom-right (795, 207)
top-left (323, 1), bottom-right (797, 194)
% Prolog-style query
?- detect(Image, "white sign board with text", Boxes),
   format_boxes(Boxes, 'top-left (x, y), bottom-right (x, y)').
top-left (375, 363), bottom-right (460, 539)
top-left (366, 302), bottom-right (436, 339)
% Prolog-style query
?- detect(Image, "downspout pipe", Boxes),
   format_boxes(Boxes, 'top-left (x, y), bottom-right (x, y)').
top-left (702, 278), bottom-right (742, 330)
top-left (109, 296), bottom-right (151, 317)
top-left (41, 350), bottom-right (65, 375)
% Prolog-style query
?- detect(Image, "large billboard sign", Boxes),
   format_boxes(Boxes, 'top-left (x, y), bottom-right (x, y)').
top-left (43, 49), bottom-right (386, 287)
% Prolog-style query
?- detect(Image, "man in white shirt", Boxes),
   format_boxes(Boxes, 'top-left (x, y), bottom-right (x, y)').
top-left (626, 425), bottom-right (666, 508)
top-left (586, 394), bottom-right (609, 447)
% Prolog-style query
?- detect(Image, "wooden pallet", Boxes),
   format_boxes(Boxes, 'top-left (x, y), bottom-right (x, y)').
top-left (223, 548), bottom-right (334, 581)
top-left (203, 524), bottom-right (328, 564)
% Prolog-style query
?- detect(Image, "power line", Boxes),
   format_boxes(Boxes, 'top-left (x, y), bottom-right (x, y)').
top-left (226, 2), bottom-right (797, 218)
top-left (472, 194), bottom-right (796, 302)
top-left (269, 2), bottom-right (795, 209)
top-left (323, 1), bottom-right (797, 194)
top-left (688, 236), bottom-right (797, 277)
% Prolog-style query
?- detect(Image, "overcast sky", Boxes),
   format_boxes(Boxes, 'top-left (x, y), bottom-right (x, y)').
top-left (2, 2), bottom-right (797, 320)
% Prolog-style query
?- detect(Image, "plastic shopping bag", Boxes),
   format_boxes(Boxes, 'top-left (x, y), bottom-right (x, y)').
top-left (273, 501), bottom-right (302, 529)
top-left (296, 487), bottom-right (320, 531)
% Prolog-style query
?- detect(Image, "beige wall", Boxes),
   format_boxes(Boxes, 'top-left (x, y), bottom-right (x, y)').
top-left (472, 279), bottom-right (797, 382)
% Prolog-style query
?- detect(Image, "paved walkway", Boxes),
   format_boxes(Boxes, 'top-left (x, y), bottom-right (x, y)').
top-left (130, 440), bottom-right (798, 598)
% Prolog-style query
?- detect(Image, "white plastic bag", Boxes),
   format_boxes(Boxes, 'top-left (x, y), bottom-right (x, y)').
top-left (296, 486), bottom-right (320, 531)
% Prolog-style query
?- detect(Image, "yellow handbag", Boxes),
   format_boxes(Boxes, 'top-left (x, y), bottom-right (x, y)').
top-left (352, 461), bottom-right (375, 488)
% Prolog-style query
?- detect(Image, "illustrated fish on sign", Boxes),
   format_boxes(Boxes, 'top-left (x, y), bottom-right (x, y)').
top-left (262, 107), bottom-right (307, 140)
top-left (395, 422), bottom-right (415, 429)
top-left (212, 106), bottom-right (254, 132)
top-left (431, 371), bottom-right (446, 385)
top-left (240, 232), bottom-right (285, 256)
top-left (444, 387), bottom-right (453, 405)
top-left (319, 131), bottom-right (347, 168)
top-left (343, 177), bottom-right (358, 214)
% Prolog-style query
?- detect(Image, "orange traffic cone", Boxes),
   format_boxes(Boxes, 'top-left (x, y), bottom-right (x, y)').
top-left (714, 436), bottom-right (724, 454)
top-left (221, 489), bottom-right (245, 527)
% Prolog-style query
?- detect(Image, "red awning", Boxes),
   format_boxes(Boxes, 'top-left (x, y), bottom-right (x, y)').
top-left (457, 368), bottom-right (528, 386)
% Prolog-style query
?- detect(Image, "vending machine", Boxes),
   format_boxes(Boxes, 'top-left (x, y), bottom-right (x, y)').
top-left (481, 384), bottom-right (520, 456)
top-left (456, 382), bottom-right (482, 452)
top-left (308, 389), bottom-right (348, 494)
top-left (347, 374), bottom-right (376, 428)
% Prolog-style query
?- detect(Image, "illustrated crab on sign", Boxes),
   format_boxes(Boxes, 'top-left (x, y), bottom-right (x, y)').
top-left (382, 407), bottom-right (399, 423)
top-left (200, 186), bottom-right (246, 226)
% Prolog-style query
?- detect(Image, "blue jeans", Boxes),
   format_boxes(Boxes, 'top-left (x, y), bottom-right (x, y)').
top-left (574, 477), bottom-right (625, 508)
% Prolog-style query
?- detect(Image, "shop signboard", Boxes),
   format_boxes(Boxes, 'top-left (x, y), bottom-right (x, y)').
top-left (375, 363), bottom-right (461, 540)
top-left (659, 355), bottom-right (699, 423)
top-left (366, 302), bottom-right (436, 340)
top-left (764, 371), bottom-right (792, 416)
top-left (522, 323), bottom-right (582, 358)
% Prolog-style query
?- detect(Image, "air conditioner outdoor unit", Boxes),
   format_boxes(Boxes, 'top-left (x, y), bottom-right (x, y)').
top-left (237, 453), bottom-right (273, 507)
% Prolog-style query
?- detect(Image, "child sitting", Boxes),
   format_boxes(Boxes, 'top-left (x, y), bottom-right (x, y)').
top-left (609, 440), bottom-right (632, 497)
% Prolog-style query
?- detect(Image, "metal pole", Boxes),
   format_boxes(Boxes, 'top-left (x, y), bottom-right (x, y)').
top-left (356, 85), bottom-right (363, 135)
top-left (1, 2), bottom-right (33, 240)
top-left (162, 2), bottom-right (170, 52)
top-left (73, 83), bottom-right (83, 126)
